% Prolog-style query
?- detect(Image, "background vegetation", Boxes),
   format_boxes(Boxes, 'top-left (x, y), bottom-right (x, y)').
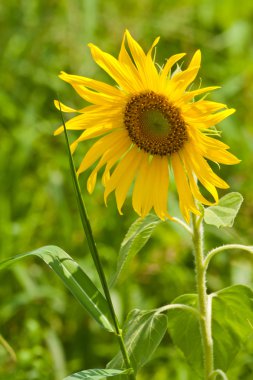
top-left (1, 1), bottom-right (253, 379)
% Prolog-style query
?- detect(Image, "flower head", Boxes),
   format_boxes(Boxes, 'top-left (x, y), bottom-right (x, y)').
top-left (55, 30), bottom-right (239, 222)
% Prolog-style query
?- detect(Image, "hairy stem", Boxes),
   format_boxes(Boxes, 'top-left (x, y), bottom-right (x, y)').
top-left (192, 213), bottom-right (214, 379)
top-left (204, 244), bottom-right (253, 270)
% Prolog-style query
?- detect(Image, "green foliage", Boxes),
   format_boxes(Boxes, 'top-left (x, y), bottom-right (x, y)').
top-left (0, 246), bottom-right (114, 332)
top-left (204, 192), bottom-right (244, 228)
top-left (212, 285), bottom-right (253, 371)
top-left (110, 215), bottom-right (161, 286)
top-left (107, 309), bottom-right (167, 373)
top-left (64, 368), bottom-right (131, 379)
top-left (167, 294), bottom-right (202, 377)
top-left (167, 285), bottom-right (253, 378)
top-left (1, 0), bottom-right (253, 379)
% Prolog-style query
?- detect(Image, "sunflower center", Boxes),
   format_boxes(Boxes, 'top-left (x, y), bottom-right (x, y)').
top-left (124, 91), bottom-right (188, 156)
top-left (141, 110), bottom-right (170, 137)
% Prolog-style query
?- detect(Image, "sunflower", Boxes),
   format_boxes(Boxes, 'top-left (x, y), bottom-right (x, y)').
top-left (55, 30), bottom-right (239, 223)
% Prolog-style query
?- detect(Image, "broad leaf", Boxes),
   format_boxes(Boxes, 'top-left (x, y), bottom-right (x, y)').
top-left (204, 192), bottom-right (243, 228)
top-left (212, 285), bottom-right (253, 371)
top-left (64, 368), bottom-right (131, 379)
top-left (0, 245), bottom-right (114, 332)
top-left (167, 294), bottom-right (202, 377)
top-left (107, 309), bottom-right (167, 375)
top-left (167, 285), bottom-right (253, 377)
top-left (110, 214), bottom-right (161, 286)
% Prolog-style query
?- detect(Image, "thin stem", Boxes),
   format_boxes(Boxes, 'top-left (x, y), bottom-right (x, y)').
top-left (0, 335), bottom-right (17, 363)
top-left (210, 369), bottom-right (228, 380)
top-left (59, 108), bottom-right (135, 379)
top-left (192, 213), bottom-right (214, 380)
top-left (155, 303), bottom-right (199, 316)
top-left (204, 244), bottom-right (253, 271)
top-left (171, 216), bottom-right (193, 234)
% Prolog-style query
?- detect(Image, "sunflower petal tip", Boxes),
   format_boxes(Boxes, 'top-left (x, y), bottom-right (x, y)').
top-left (88, 42), bottom-right (95, 50)
top-left (118, 207), bottom-right (123, 215)
top-left (59, 71), bottom-right (67, 78)
top-left (53, 127), bottom-right (63, 136)
top-left (54, 99), bottom-right (60, 108)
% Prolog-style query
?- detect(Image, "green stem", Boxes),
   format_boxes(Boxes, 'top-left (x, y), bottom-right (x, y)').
top-left (204, 244), bottom-right (253, 271)
top-left (0, 335), bottom-right (17, 363)
top-left (156, 303), bottom-right (199, 316)
top-left (172, 216), bottom-right (193, 234)
top-left (192, 213), bottom-right (214, 380)
top-left (60, 109), bottom-right (135, 379)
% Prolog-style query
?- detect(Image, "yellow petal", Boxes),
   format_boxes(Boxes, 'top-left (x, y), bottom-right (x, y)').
top-left (179, 86), bottom-right (220, 104)
top-left (70, 84), bottom-right (123, 106)
top-left (87, 139), bottom-right (129, 193)
top-left (76, 123), bottom-right (120, 144)
top-left (125, 30), bottom-right (159, 90)
top-left (118, 31), bottom-right (143, 90)
top-left (169, 50), bottom-right (201, 95)
top-left (77, 130), bottom-right (129, 175)
top-left (152, 156), bottom-right (170, 219)
top-left (160, 53), bottom-right (186, 82)
top-left (171, 66), bottom-right (200, 92)
top-left (190, 132), bottom-right (240, 165)
top-left (125, 30), bottom-right (147, 72)
top-left (172, 153), bottom-right (200, 223)
top-left (181, 149), bottom-right (213, 206)
top-left (54, 105), bottom-right (101, 135)
top-left (54, 104), bottom-right (123, 136)
top-left (184, 143), bottom-right (228, 202)
top-left (185, 108), bottom-right (236, 129)
top-left (182, 100), bottom-right (227, 115)
top-left (104, 147), bottom-right (140, 212)
top-left (132, 154), bottom-right (152, 217)
top-left (59, 72), bottom-right (123, 97)
top-left (54, 99), bottom-right (77, 113)
top-left (188, 49), bottom-right (201, 70)
top-left (88, 43), bottom-right (139, 93)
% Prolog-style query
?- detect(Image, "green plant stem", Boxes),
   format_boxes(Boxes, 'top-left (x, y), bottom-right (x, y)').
top-left (204, 244), bottom-right (253, 270)
top-left (156, 303), bottom-right (199, 316)
top-left (172, 217), bottom-right (193, 234)
top-left (60, 109), bottom-right (135, 380)
top-left (210, 369), bottom-right (228, 380)
top-left (192, 213), bottom-right (214, 380)
top-left (0, 334), bottom-right (17, 363)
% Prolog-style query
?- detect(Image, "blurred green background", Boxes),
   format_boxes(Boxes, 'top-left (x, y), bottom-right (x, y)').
top-left (1, 0), bottom-right (253, 379)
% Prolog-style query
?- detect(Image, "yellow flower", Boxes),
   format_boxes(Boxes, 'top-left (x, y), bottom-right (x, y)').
top-left (55, 30), bottom-right (239, 223)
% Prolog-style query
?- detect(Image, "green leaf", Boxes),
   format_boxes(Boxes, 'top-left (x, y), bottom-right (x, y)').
top-left (110, 214), bottom-right (161, 286)
top-left (212, 285), bottom-right (253, 371)
top-left (64, 368), bottom-right (131, 379)
top-left (167, 294), bottom-right (202, 377)
top-left (167, 285), bottom-right (253, 377)
top-left (204, 192), bottom-right (243, 228)
top-left (0, 246), bottom-right (114, 332)
top-left (107, 309), bottom-right (167, 375)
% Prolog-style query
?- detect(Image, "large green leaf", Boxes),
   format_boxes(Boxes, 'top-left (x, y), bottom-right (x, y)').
top-left (167, 294), bottom-right (202, 377)
top-left (107, 309), bottom-right (167, 375)
top-left (204, 192), bottom-right (243, 228)
top-left (110, 214), bottom-right (161, 286)
top-left (64, 368), bottom-right (131, 379)
top-left (0, 245), bottom-right (114, 332)
top-left (167, 285), bottom-right (253, 377)
top-left (212, 285), bottom-right (253, 371)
